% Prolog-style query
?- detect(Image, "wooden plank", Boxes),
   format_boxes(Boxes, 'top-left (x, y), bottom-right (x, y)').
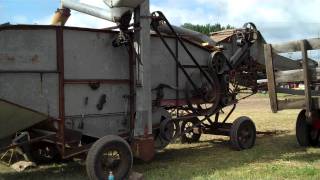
top-left (301, 40), bottom-right (312, 119)
top-left (277, 88), bottom-right (320, 96)
top-left (272, 38), bottom-right (320, 53)
top-left (275, 68), bottom-right (320, 83)
top-left (264, 44), bottom-right (278, 113)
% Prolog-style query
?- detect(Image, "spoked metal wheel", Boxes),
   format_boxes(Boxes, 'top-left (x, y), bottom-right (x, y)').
top-left (230, 116), bottom-right (256, 150)
top-left (86, 135), bottom-right (133, 180)
top-left (296, 109), bottom-right (320, 147)
top-left (181, 118), bottom-right (202, 143)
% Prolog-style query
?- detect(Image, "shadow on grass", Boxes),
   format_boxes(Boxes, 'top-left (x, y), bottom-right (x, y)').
top-left (134, 134), bottom-right (319, 179)
top-left (0, 161), bottom-right (88, 180)
top-left (0, 133), bottom-right (318, 180)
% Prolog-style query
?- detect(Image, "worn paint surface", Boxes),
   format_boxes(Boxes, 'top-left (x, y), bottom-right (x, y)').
top-left (0, 100), bottom-right (47, 140)
top-left (0, 25), bottom-right (212, 139)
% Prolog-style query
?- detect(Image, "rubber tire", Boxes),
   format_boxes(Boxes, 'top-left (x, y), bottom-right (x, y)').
top-left (86, 135), bottom-right (133, 180)
top-left (230, 116), bottom-right (256, 151)
top-left (181, 118), bottom-right (202, 143)
top-left (296, 109), bottom-right (318, 147)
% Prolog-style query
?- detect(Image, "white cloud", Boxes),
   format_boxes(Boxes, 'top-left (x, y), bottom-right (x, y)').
top-left (151, 0), bottom-right (320, 43)
top-left (32, 0), bottom-right (320, 43)
top-left (64, 0), bottom-right (116, 28)
top-left (34, 0), bottom-right (116, 28)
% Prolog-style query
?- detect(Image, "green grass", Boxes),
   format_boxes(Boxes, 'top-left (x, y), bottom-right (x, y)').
top-left (1, 95), bottom-right (320, 180)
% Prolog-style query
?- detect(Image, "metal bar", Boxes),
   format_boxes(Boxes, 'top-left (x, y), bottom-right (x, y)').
top-left (301, 40), bottom-right (312, 120)
top-left (0, 70), bottom-right (58, 74)
top-left (56, 27), bottom-right (66, 156)
top-left (62, 143), bottom-right (92, 159)
top-left (128, 39), bottom-right (136, 137)
top-left (182, 65), bottom-right (209, 69)
top-left (154, 12), bottom-right (214, 87)
top-left (151, 26), bottom-right (199, 91)
top-left (175, 38), bottom-right (179, 115)
top-left (64, 79), bottom-right (130, 84)
top-left (0, 134), bottom-right (56, 152)
top-left (222, 104), bottom-right (236, 124)
top-left (264, 44), bottom-right (278, 113)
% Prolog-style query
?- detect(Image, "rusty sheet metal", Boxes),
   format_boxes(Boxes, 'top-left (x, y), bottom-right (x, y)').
top-left (210, 29), bottom-right (236, 43)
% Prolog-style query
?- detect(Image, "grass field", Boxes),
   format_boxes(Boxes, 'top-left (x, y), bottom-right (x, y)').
top-left (1, 94), bottom-right (320, 180)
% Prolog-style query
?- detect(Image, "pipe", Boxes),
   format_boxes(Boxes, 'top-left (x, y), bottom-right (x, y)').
top-left (51, 8), bottom-right (71, 26)
top-left (157, 24), bottom-right (216, 46)
top-left (61, 0), bottom-right (130, 22)
top-left (103, 0), bottom-right (146, 8)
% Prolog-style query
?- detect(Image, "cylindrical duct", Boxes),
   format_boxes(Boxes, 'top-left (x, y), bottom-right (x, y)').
top-left (157, 24), bottom-right (216, 46)
top-left (61, 0), bottom-right (130, 22)
top-left (103, 0), bottom-right (146, 8)
top-left (51, 8), bottom-right (71, 26)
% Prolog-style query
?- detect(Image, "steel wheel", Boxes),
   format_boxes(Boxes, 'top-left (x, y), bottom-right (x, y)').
top-left (230, 116), bottom-right (256, 150)
top-left (86, 135), bottom-right (133, 180)
top-left (296, 109), bottom-right (319, 147)
top-left (180, 118), bottom-right (202, 143)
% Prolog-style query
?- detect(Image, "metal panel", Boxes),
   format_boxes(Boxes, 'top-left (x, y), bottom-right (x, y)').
top-left (0, 100), bottom-right (47, 139)
top-left (0, 73), bottom-right (59, 117)
top-left (150, 36), bottom-right (211, 100)
top-left (65, 115), bottom-right (129, 138)
top-left (64, 84), bottom-right (129, 116)
top-left (63, 30), bottom-right (129, 80)
top-left (0, 29), bottom-right (57, 71)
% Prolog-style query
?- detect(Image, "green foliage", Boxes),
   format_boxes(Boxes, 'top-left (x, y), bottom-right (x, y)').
top-left (181, 23), bottom-right (234, 35)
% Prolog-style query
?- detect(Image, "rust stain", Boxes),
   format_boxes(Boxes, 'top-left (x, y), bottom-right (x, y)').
top-left (0, 54), bottom-right (15, 61)
top-left (31, 55), bottom-right (40, 64)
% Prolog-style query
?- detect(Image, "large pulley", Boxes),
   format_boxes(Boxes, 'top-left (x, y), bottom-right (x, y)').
top-left (185, 70), bottom-right (221, 116)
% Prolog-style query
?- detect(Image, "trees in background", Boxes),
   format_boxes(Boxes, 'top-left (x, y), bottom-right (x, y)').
top-left (181, 23), bottom-right (234, 35)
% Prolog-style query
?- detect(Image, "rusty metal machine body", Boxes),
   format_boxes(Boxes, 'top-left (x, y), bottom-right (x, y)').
top-left (0, 0), bottom-right (300, 179)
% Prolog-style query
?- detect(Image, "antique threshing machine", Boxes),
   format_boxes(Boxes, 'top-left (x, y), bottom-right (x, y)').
top-left (0, 0), bottom-right (271, 179)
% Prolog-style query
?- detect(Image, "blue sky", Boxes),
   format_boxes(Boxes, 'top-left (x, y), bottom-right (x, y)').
top-left (0, 0), bottom-right (320, 44)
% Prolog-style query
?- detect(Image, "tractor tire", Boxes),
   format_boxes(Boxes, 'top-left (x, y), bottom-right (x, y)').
top-left (296, 109), bottom-right (319, 147)
top-left (86, 135), bottom-right (133, 180)
top-left (230, 116), bottom-right (256, 151)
